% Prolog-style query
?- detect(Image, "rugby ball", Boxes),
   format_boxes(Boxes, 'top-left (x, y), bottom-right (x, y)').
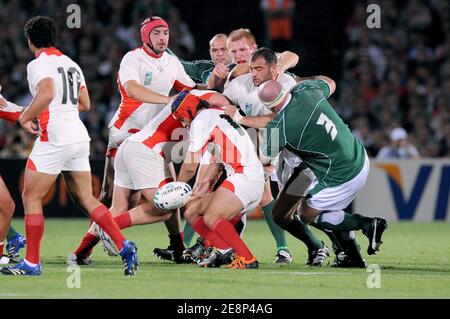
top-left (153, 181), bottom-right (192, 210)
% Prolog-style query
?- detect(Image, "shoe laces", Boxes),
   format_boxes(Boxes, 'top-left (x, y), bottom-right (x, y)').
top-left (225, 256), bottom-right (246, 269)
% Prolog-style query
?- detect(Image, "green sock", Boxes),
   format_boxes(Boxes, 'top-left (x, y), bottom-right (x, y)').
top-left (7, 225), bottom-right (19, 242)
top-left (262, 200), bottom-right (288, 252)
top-left (182, 221), bottom-right (196, 247)
top-left (285, 215), bottom-right (323, 251)
top-left (317, 211), bottom-right (372, 232)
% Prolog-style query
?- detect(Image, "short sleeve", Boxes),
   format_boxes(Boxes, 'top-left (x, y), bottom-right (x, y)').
top-left (118, 52), bottom-right (140, 85)
top-left (188, 115), bottom-right (213, 154)
top-left (313, 79), bottom-right (331, 98)
top-left (174, 58), bottom-right (196, 91)
top-left (27, 60), bottom-right (52, 88)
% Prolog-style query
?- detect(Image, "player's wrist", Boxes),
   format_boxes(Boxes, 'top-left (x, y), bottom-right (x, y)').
top-left (232, 111), bottom-right (244, 124)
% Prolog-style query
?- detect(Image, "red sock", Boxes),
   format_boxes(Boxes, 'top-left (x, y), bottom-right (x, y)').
top-left (114, 211), bottom-right (132, 229)
top-left (74, 232), bottom-right (99, 258)
top-left (90, 205), bottom-right (125, 251)
top-left (25, 214), bottom-right (45, 264)
top-left (212, 218), bottom-right (254, 261)
top-left (0, 242), bottom-right (4, 256)
top-left (192, 217), bottom-right (229, 249)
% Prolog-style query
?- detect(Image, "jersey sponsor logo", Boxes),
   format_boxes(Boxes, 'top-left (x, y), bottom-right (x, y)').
top-left (245, 103), bottom-right (252, 115)
top-left (144, 71), bottom-right (153, 85)
top-left (377, 163), bottom-right (450, 220)
top-left (316, 113), bottom-right (337, 141)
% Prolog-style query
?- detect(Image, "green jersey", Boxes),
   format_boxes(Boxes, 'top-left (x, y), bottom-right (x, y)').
top-left (181, 60), bottom-right (235, 84)
top-left (262, 79), bottom-right (366, 194)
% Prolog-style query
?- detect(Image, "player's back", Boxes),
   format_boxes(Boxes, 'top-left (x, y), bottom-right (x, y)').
top-left (26, 48), bottom-right (90, 146)
top-left (190, 108), bottom-right (262, 177)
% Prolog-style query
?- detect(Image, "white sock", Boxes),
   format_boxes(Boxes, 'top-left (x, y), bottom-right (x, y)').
top-left (24, 259), bottom-right (38, 267)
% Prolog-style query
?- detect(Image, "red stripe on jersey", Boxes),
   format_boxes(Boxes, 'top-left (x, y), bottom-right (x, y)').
top-left (106, 148), bottom-right (118, 158)
top-left (172, 80), bottom-right (194, 92)
top-left (142, 45), bottom-right (163, 59)
top-left (26, 159), bottom-right (37, 171)
top-left (220, 180), bottom-right (235, 193)
top-left (38, 107), bottom-right (50, 142)
top-left (128, 128), bottom-right (140, 134)
top-left (158, 178), bottom-right (174, 188)
top-left (141, 113), bottom-right (183, 149)
top-left (113, 77), bottom-right (143, 130)
top-left (36, 47), bottom-right (63, 58)
top-left (209, 126), bottom-right (244, 174)
top-left (0, 110), bottom-right (21, 123)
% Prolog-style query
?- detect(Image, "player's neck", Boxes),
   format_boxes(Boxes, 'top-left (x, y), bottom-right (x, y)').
top-left (34, 46), bottom-right (56, 58)
top-left (142, 43), bottom-right (163, 58)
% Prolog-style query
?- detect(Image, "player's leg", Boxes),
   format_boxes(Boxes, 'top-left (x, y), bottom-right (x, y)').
top-left (99, 154), bottom-right (115, 207)
top-left (1, 168), bottom-right (58, 275)
top-left (301, 157), bottom-right (387, 256)
top-left (64, 170), bottom-right (138, 275)
top-left (0, 176), bottom-right (16, 263)
top-left (259, 178), bottom-right (292, 263)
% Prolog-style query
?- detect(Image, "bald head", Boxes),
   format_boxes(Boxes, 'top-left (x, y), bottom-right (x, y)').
top-left (258, 80), bottom-right (288, 112)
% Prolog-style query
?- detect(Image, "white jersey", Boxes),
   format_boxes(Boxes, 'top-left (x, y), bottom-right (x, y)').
top-left (129, 90), bottom-right (215, 161)
top-left (188, 108), bottom-right (263, 179)
top-left (26, 47), bottom-right (90, 146)
top-left (223, 73), bottom-right (296, 116)
top-left (109, 47), bottom-right (195, 133)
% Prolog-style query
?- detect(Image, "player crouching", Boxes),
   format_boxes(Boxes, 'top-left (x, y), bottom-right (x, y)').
top-left (174, 93), bottom-right (265, 269)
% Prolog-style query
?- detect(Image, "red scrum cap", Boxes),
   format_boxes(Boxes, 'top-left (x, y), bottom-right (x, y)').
top-left (140, 16), bottom-right (169, 46)
top-left (172, 91), bottom-right (203, 121)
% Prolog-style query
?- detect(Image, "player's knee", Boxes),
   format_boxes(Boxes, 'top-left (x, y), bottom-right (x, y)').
top-left (299, 212), bottom-right (316, 224)
top-left (203, 212), bottom-right (220, 229)
top-left (0, 197), bottom-right (15, 217)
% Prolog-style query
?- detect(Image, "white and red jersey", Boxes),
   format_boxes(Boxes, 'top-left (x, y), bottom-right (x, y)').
top-left (223, 73), bottom-right (296, 117)
top-left (0, 95), bottom-right (23, 123)
top-left (26, 47), bottom-right (90, 146)
top-left (109, 46), bottom-right (195, 133)
top-left (128, 89), bottom-right (214, 161)
top-left (188, 108), bottom-right (263, 178)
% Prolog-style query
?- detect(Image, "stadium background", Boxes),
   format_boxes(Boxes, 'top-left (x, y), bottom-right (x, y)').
top-left (0, 0), bottom-right (449, 219)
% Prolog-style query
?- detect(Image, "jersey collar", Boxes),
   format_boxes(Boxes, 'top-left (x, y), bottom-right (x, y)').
top-left (36, 47), bottom-right (62, 58)
top-left (279, 94), bottom-right (292, 113)
top-left (142, 45), bottom-right (163, 58)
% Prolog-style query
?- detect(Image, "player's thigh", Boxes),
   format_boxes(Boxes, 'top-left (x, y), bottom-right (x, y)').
top-left (272, 191), bottom-right (303, 221)
top-left (0, 176), bottom-right (14, 214)
top-left (139, 188), bottom-right (168, 216)
top-left (260, 178), bottom-right (274, 207)
top-left (203, 187), bottom-right (246, 225)
top-left (22, 168), bottom-right (58, 201)
top-left (111, 184), bottom-right (139, 215)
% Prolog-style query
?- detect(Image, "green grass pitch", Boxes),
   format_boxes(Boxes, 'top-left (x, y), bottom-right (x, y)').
top-left (0, 218), bottom-right (449, 298)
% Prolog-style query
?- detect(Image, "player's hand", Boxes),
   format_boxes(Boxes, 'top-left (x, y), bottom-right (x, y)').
top-left (0, 97), bottom-right (6, 109)
top-left (20, 119), bottom-right (40, 136)
top-left (212, 63), bottom-right (229, 79)
top-left (224, 104), bottom-right (237, 117)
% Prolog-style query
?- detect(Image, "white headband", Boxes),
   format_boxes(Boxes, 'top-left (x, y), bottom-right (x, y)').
top-left (262, 87), bottom-right (288, 109)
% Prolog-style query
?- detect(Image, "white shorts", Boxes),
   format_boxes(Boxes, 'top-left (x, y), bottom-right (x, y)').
top-left (220, 168), bottom-right (265, 213)
top-left (106, 126), bottom-right (133, 158)
top-left (114, 140), bottom-right (173, 190)
top-left (306, 154), bottom-right (370, 211)
top-left (27, 140), bottom-right (91, 175)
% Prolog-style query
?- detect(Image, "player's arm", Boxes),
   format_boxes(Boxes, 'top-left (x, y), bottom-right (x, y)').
top-left (206, 63), bottom-right (229, 92)
top-left (19, 78), bottom-right (54, 135)
top-left (178, 150), bottom-right (202, 183)
top-left (296, 75), bottom-right (336, 96)
top-left (226, 63), bottom-right (249, 83)
top-left (124, 80), bottom-right (171, 104)
top-left (78, 86), bottom-right (90, 112)
top-left (192, 162), bottom-right (223, 195)
top-left (224, 104), bottom-right (276, 128)
top-left (277, 51), bottom-right (299, 73)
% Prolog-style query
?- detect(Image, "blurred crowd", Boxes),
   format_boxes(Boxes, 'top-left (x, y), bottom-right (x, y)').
top-left (338, 0), bottom-right (450, 158)
top-left (0, 0), bottom-right (449, 159)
